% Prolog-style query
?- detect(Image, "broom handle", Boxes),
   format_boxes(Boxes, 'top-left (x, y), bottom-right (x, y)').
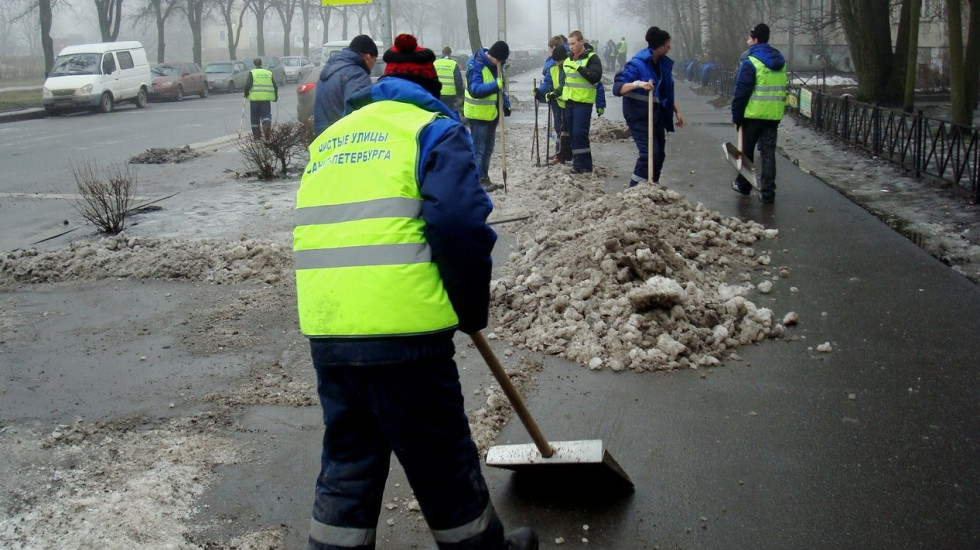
top-left (471, 332), bottom-right (555, 458)
top-left (496, 62), bottom-right (507, 193)
top-left (647, 80), bottom-right (654, 184)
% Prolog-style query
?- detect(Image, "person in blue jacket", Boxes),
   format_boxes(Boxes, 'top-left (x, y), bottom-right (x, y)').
top-left (613, 26), bottom-right (685, 186)
top-left (534, 36), bottom-right (568, 163)
top-left (313, 35), bottom-right (378, 137)
top-left (296, 33), bottom-right (538, 550)
top-left (465, 41), bottom-right (511, 191)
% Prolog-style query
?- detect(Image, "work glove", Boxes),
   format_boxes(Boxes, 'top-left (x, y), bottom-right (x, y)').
top-left (597, 108), bottom-right (604, 117)
top-left (545, 91), bottom-right (557, 102)
top-left (532, 88), bottom-right (541, 100)
top-left (504, 107), bottom-right (511, 117)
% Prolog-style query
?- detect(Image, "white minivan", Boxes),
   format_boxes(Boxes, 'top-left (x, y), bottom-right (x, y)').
top-left (42, 41), bottom-right (152, 115)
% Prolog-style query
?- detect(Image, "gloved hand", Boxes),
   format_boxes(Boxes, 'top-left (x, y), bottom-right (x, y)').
top-left (532, 88), bottom-right (541, 100)
top-left (504, 106), bottom-right (511, 117)
top-left (597, 108), bottom-right (604, 117)
top-left (545, 91), bottom-right (557, 102)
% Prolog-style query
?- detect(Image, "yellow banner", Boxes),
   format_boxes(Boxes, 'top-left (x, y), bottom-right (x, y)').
top-left (321, 0), bottom-right (372, 5)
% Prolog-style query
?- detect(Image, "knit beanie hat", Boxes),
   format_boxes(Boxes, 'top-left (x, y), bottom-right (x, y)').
top-left (645, 26), bottom-right (670, 50)
top-left (487, 41), bottom-right (510, 62)
top-left (349, 34), bottom-right (379, 57)
top-left (750, 23), bottom-right (771, 43)
top-left (552, 45), bottom-right (567, 63)
top-left (382, 34), bottom-right (441, 98)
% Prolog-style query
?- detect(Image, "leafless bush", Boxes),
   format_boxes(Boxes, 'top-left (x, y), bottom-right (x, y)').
top-left (70, 159), bottom-right (137, 234)
top-left (235, 121), bottom-right (308, 179)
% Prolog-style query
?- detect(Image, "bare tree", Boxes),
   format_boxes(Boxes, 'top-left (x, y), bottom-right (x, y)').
top-left (947, 0), bottom-right (980, 125)
top-left (39, 0), bottom-right (54, 73)
top-left (318, 3), bottom-right (335, 44)
top-left (179, 0), bottom-right (208, 66)
top-left (214, 0), bottom-right (251, 60)
top-left (273, 0), bottom-right (300, 56)
top-left (837, 0), bottom-right (912, 104)
top-left (466, 0), bottom-right (481, 52)
top-left (94, 0), bottom-right (124, 41)
top-left (134, 0), bottom-right (180, 62)
top-left (249, 0), bottom-right (272, 56)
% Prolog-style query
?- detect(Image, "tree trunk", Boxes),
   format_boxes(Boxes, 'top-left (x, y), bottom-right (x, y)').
top-left (157, 17), bottom-right (166, 62)
top-left (39, 0), bottom-right (54, 75)
top-left (903, 0), bottom-right (921, 112)
top-left (837, 0), bottom-right (901, 104)
top-left (95, 0), bottom-right (124, 41)
top-left (466, 0), bottom-right (482, 53)
top-left (948, 0), bottom-right (967, 124)
top-left (301, 0), bottom-right (310, 57)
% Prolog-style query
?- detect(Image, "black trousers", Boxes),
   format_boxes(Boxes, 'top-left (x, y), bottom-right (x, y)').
top-left (736, 119), bottom-right (779, 194)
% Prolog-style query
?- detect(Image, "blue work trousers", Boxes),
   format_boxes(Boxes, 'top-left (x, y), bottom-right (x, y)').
top-left (627, 106), bottom-right (666, 186)
top-left (308, 338), bottom-right (503, 550)
top-left (563, 100), bottom-right (593, 172)
top-left (469, 119), bottom-right (498, 181)
top-left (250, 101), bottom-right (271, 138)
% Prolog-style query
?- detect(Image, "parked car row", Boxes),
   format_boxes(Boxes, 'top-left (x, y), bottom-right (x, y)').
top-left (149, 62), bottom-right (208, 101)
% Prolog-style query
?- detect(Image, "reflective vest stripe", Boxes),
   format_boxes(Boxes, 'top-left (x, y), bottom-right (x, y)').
top-left (572, 147), bottom-right (591, 154)
top-left (295, 197), bottom-right (421, 226)
top-left (464, 64), bottom-right (499, 121)
top-left (294, 243), bottom-right (431, 270)
top-left (434, 58), bottom-right (458, 96)
top-left (744, 56), bottom-right (787, 120)
top-left (431, 502), bottom-right (496, 544)
top-left (248, 69), bottom-right (276, 101)
top-left (310, 518), bottom-right (375, 547)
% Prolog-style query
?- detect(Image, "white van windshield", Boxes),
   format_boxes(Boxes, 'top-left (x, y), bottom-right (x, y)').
top-left (50, 53), bottom-right (102, 76)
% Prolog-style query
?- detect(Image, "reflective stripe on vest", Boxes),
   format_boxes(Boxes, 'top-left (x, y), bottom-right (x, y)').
top-left (744, 56), bottom-right (787, 120)
top-left (434, 57), bottom-right (458, 96)
top-left (294, 100), bottom-right (459, 338)
top-left (560, 51), bottom-right (597, 104)
top-left (431, 502), bottom-right (496, 544)
top-left (310, 518), bottom-right (376, 547)
top-left (248, 69), bottom-right (275, 101)
top-left (464, 65), bottom-right (498, 121)
top-left (549, 64), bottom-right (566, 108)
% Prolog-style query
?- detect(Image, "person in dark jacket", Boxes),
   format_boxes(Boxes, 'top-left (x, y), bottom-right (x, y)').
top-left (464, 41), bottom-right (511, 191)
top-left (434, 46), bottom-right (464, 113)
top-left (561, 30), bottom-right (602, 173)
top-left (313, 34), bottom-right (377, 136)
top-left (731, 23), bottom-right (787, 203)
top-left (534, 36), bottom-right (568, 163)
top-left (613, 26), bottom-right (686, 186)
top-left (295, 33), bottom-right (538, 550)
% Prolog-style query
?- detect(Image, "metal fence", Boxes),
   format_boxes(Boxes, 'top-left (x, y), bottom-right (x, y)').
top-left (713, 70), bottom-right (980, 201)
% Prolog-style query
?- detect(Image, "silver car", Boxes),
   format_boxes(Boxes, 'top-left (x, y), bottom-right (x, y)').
top-left (282, 55), bottom-right (315, 83)
top-left (204, 60), bottom-right (249, 94)
top-left (255, 56), bottom-right (287, 86)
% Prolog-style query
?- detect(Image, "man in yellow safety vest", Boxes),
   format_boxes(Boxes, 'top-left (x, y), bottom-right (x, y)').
top-left (243, 57), bottom-right (278, 139)
top-left (434, 46), bottom-right (463, 114)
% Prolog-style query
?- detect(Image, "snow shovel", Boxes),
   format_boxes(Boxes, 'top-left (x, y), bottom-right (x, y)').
top-left (723, 126), bottom-right (760, 190)
top-left (471, 332), bottom-right (634, 490)
top-left (496, 62), bottom-right (508, 193)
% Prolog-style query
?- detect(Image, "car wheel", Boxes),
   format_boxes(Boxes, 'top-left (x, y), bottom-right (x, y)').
top-left (228, 81), bottom-right (235, 94)
top-left (175, 85), bottom-right (183, 102)
top-left (97, 92), bottom-right (113, 113)
top-left (135, 88), bottom-right (147, 108)
top-left (200, 83), bottom-right (209, 98)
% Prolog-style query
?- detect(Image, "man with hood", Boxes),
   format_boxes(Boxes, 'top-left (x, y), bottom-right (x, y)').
top-left (613, 27), bottom-right (685, 186)
top-left (295, 32), bottom-right (538, 550)
top-left (465, 40), bottom-right (511, 191)
top-left (313, 34), bottom-right (378, 136)
top-left (731, 23), bottom-right (787, 203)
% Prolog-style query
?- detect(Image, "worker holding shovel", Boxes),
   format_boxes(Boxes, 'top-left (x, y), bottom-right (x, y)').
top-left (294, 33), bottom-right (537, 550)
top-left (464, 41), bottom-right (511, 192)
top-left (613, 27), bottom-right (685, 187)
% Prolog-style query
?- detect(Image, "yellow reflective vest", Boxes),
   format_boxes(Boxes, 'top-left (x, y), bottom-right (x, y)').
top-left (247, 68), bottom-right (276, 101)
top-left (744, 56), bottom-right (787, 121)
top-left (434, 57), bottom-right (458, 97)
top-left (294, 101), bottom-right (459, 338)
top-left (561, 51), bottom-right (597, 104)
top-left (549, 63), bottom-right (566, 108)
top-left (464, 65), bottom-right (499, 121)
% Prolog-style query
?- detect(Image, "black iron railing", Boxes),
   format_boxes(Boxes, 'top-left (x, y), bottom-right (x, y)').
top-left (793, 88), bottom-right (979, 201)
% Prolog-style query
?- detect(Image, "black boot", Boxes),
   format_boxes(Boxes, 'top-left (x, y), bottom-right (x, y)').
top-left (503, 527), bottom-right (538, 550)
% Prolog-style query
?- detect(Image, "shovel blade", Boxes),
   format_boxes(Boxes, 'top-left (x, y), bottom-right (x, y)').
top-left (722, 142), bottom-right (760, 190)
top-left (486, 439), bottom-right (634, 490)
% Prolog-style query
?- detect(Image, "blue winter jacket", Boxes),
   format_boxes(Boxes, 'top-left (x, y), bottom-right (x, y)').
top-left (613, 48), bottom-right (675, 132)
top-left (465, 49), bottom-right (511, 118)
top-left (313, 48), bottom-right (372, 136)
top-left (732, 43), bottom-right (786, 125)
top-left (311, 77), bottom-right (497, 365)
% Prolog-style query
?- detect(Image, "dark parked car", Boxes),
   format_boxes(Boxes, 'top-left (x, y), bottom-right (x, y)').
top-left (205, 60), bottom-right (249, 94)
top-left (297, 58), bottom-right (385, 128)
top-left (149, 62), bottom-right (208, 101)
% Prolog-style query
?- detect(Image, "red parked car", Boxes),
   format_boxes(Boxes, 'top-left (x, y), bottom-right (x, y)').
top-left (149, 62), bottom-right (208, 101)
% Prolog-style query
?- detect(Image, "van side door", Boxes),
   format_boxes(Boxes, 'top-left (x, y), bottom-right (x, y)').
top-left (115, 50), bottom-right (137, 99)
top-left (102, 52), bottom-right (121, 98)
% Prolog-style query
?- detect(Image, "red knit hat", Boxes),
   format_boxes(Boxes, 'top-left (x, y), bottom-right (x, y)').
top-left (382, 34), bottom-right (442, 98)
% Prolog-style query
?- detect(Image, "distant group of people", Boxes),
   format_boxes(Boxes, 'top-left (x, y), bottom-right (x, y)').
top-left (292, 21), bottom-right (786, 550)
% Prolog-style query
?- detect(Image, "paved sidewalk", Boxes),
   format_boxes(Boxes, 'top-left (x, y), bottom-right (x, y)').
top-left (480, 83), bottom-right (980, 548)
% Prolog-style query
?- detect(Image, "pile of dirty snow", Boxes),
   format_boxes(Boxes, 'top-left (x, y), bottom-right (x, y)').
top-left (129, 145), bottom-right (200, 164)
top-left (0, 234), bottom-right (290, 285)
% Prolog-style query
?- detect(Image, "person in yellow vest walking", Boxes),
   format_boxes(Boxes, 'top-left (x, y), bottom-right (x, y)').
top-left (435, 46), bottom-right (463, 114)
top-left (561, 30), bottom-right (602, 173)
top-left (617, 36), bottom-right (628, 72)
top-left (243, 57), bottom-right (278, 139)
top-left (294, 32), bottom-right (538, 550)
top-left (731, 23), bottom-right (787, 203)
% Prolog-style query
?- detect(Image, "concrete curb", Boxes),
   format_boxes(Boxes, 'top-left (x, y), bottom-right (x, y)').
top-left (0, 107), bottom-right (46, 123)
